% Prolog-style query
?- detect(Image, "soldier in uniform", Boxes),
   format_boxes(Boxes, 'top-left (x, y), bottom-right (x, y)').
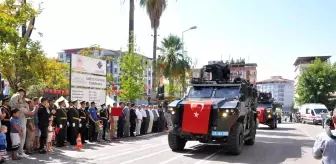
top-left (78, 101), bottom-right (88, 144)
top-left (99, 103), bottom-right (109, 140)
top-left (67, 100), bottom-right (80, 145)
top-left (55, 101), bottom-right (67, 147)
top-left (0, 98), bottom-right (11, 151)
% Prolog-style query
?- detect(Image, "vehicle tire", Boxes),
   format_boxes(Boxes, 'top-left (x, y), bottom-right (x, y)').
top-left (168, 132), bottom-right (186, 152)
top-left (227, 122), bottom-right (244, 155)
top-left (245, 119), bottom-right (256, 146)
top-left (269, 119), bottom-right (276, 129)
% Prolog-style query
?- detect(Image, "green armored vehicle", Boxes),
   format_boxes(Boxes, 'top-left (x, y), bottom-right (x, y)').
top-left (167, 62), bottom-right (258, 155)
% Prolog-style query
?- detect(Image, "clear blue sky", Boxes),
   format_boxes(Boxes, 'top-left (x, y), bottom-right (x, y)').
top-left (31, 0), bottom-right (335, 81)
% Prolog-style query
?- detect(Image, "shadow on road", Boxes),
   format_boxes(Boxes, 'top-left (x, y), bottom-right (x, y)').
top-left (8, 132), bottom-right (168, 164)
top-left (182, 135), bottom-right (315, 164)
top-left (258, 126), bottom-right (296, 131)
top-left (257, 130), bottom-right (305, 137)
top-left (121, 132), bottom-right (167, 143)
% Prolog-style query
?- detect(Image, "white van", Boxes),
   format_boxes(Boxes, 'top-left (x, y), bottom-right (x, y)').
top-left (299, 103), bottom-right (328, 125)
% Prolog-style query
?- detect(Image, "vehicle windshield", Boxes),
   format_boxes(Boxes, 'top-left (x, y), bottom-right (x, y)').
top-left (258, 103), bottom-right (272, 108)
top-left (187, 87), bottom-right (213, 98)
top-left (214, 87), bottom-right (240, 99)
top-left (314, 108), bottom-right (328, 114)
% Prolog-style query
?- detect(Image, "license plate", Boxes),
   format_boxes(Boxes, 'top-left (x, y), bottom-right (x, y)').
top-left (211, 131), bottom-right (228, 136)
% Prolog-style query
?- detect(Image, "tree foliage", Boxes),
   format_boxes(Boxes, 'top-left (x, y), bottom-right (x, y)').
top-left (296, 58), bottom-right (336, 109)
top-left (140, 0), bottom-right (167, 97)
top-left (41, 58), bottom-right (69, 89)
top-left (119, 44), bottom-right (145, 102)
top-left (158, 34), bottom-right (192, 97)
top-left (0, 0), bottom-right (45, 92)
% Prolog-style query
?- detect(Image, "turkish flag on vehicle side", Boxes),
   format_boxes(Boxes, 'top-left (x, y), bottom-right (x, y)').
top-left (182, 100), bottom-right (214, 134)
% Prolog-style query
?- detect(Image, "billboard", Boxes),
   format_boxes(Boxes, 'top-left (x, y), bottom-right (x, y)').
top-left (71, 72), bottom-right (106, 89)
top-left (70, 88), bottom-right (106, 106)
top-left (71, 54), bottom-right (107, 76)
top-left (70, 54), bottom-right (106, 106)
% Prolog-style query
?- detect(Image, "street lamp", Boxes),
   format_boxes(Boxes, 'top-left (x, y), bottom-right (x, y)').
top-left (182, 26), bottom-right (197, 55)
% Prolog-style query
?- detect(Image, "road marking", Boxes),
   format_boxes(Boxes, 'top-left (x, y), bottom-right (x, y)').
top-left (120, 149), bottom-right (170, 164)
top-left (92, 143), bottom-right (166, 161)
top-left (89, 153), bottom-right (108, 159)
top-left (193, 148), bottom-right (223, 164)
top-left (159, 144), bottom-right (204, 164)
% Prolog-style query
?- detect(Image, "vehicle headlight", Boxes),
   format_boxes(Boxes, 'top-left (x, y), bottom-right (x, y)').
top-left (168, 107), bottom-right (175, 114)
top-left (267, 114), bottom-right (271, 118)
top-left (222, 113), bottom-right (228, 117)
top-left (266, 110), bottom-right (271, 113)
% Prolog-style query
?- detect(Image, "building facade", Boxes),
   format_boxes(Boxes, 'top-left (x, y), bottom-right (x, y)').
top-left (58, 48), bottom-right (153, 101)
top-left (256, 76), bottom-right (294, 113)
top-left (229, 63), bottom-right (257, 86)
top-left (293, 56), bottom-right (331, 107)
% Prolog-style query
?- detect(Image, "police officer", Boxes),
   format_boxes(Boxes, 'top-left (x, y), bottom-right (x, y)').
top-left (67, 100), bottom-right (80, 145)
top-left (78, 101), bottom-right (88, 144)
top-left (99, 103), bottom-right (109, 140)
top-left (55, 101), bottom-right (67, 147)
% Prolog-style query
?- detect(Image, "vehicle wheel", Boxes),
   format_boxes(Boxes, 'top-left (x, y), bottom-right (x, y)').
top-left (168, 132), bottom-right (186, 152)
top-left (227, 122), bottom-right (244, 155)
top-left (269, 119), bottom-right (276, 129)
top-left (245, 119), bottom-right (256, 146)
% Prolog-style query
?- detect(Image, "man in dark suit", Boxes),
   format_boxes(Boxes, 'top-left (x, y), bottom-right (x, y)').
top-left (37, 98), bottom-right (53, 154)
top-left (129, 103), bottom-right (137, 137)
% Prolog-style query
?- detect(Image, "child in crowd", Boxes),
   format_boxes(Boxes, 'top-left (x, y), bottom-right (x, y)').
top-left (47, 119), bottom-right (54, 152)
top-left (10, 109), bottom-right (23, 160)
top-left (0, 125), bottom-right (7, 163)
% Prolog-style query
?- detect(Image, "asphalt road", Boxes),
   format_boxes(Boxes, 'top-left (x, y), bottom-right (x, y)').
top-left (9, 122), bottom-right (324, 164)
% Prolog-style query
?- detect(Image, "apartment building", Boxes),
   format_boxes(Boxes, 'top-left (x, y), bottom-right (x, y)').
top-left (293, 56), bottom-right (331, 107)
top-left (57, 48), bottom-right (153, 100)
top-left (293, 56), bottom-right (331, 87)
top-left (229, 63), bottom-right (257, 86)
top-left (257, 76), bottom-right (294, 113)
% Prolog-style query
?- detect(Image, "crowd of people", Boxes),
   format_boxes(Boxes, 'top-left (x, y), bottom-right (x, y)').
top-left (0, 88), bottom-right (168, 162)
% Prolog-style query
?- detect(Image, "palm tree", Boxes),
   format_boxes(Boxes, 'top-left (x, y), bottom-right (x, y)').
top-left (140, 0), bottom-right (167, 97)
top-left (129, 0), bottom-right (135, 52)
top-left (158, 35), bottom-right (191, 97)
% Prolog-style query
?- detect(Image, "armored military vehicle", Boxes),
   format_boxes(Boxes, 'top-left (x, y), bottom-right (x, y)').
top-left (167, 61), bottom-right (258, 155)
top-left (256, 92), bottom-right (277, 129)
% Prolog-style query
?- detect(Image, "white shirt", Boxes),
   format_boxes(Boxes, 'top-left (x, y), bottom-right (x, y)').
top-left (148, 110), bottom-right (154, 120)
top-left (135, 108), bottom-right (142, 120)
top-left (153, 109), bottom-right (160, 117)
top-left (140, 108), bottom-right (147, 117)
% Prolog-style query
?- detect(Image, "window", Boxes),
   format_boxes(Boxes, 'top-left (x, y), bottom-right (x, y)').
top-left (306, 108), bottom-right (310, 114)
top-left (311, 110), bottom-right (315, 116)
top-left (314, 108), bottom-right (328, 114)
top-left (114, 68), bottom-right (118, 73)
top-left (148, 80), bottom-right (151, 85)
top-left (214, 87), bottom-right (240, 99)
top-left (187, 87), bottom-right (213, 98)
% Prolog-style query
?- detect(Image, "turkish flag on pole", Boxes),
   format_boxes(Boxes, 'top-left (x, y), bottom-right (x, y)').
top-left (182, 100), bottom-right (214, 134)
